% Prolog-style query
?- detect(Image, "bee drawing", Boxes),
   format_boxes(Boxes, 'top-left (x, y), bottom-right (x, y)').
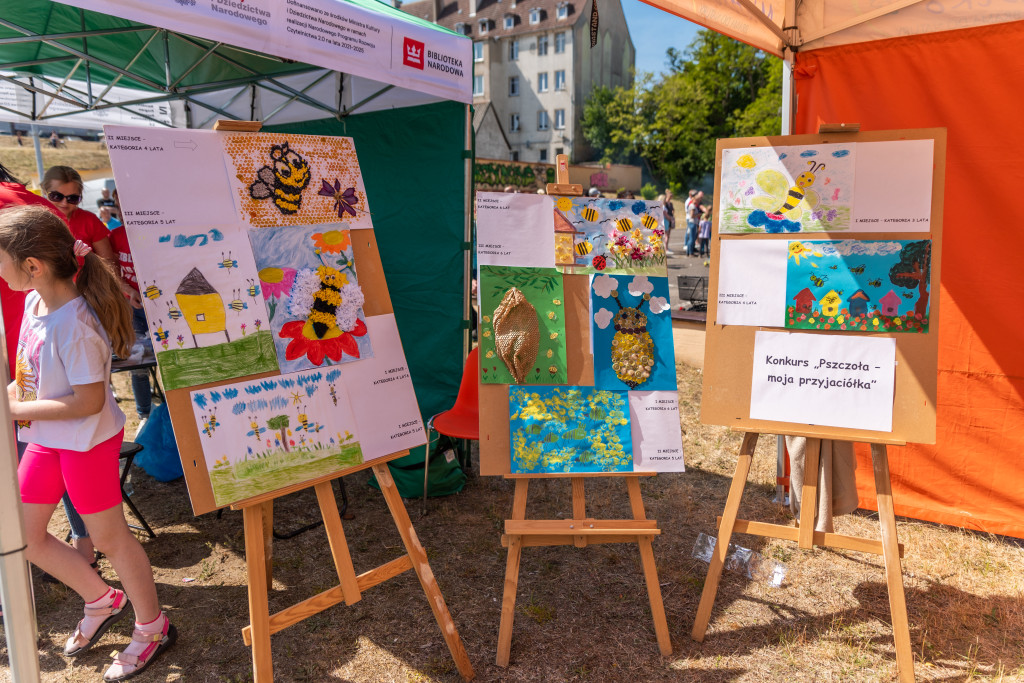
top-left (606, 287), bottom-right (656, 389)
top-left (809, 274), bottom-right (828, 287)
top-left (641, 214), bottom-right (660, 231)
top-left (903, 291), bottom-right (914, 299)
top-left (166, 300), bottom-right (182, 321)
top-left (228, 289), bottom-right (247, 313)
top-left (578, 204), bottom-right (600, 222)
top-left (246, 278), bottom-right (260, 300)
top-left (248, 141), bottom-right (311, 215)
top-left (305, 266), bottom-right (345, 340)
top-left (329, 385), bottom-right (338, 406)
top-left (828, 265), bottom-right (838, 270)
top-left (614, 217), bottom-right (633, 233)
top-left (574, 240), bottom-right (593, 257)
top-left (849, 264), bottom-right (866, 275)
top-left (752, 160), bottom-right (825, 222)
top-left (152, 319), bottom-right (170, 344)
top-left (218, 251), bottom-right (238, 273)
top-left (297, 406), bottom-right (310, 432)
top-left (202, 411), bottom-right (219, 437)
top-left (142, 281), bottom-right (162, 301)
top-left (868, 278), bottom-right (882, 287)
top-left (246, 417), bottom-right (266, 443)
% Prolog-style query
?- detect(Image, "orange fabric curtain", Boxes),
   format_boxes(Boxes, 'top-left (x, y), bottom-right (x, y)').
top-left (794, 21), bottom-right (1024, 537)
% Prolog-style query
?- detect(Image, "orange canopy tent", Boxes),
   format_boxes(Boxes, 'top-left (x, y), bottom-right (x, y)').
top-left (641, 0), bottom-right (1024, 538)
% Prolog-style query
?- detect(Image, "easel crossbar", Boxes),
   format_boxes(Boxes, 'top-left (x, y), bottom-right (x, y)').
top-left (241, 555), bottom-right (413, 646)
top-left (505, 519), bottom-right (660, 536)
top-left (501, 533), bottom-right (658, 548)
top-left (714, 517), bottom-right (904, 557)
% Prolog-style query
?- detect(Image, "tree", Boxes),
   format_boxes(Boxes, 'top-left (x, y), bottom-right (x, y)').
top-left (267, 415), bottom-right (291, 452)
top-left (889, 241), bottom-right (931, 318)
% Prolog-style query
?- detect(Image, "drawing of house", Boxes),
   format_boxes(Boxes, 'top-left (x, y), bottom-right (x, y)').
top-left (880, 290), bottom-right (901, 316)
top-left (553, 208), bottom-right (582, 266)
top-left (177, 267), bottom-right (229, 344)
top-left (819, 289), bottom-right (842, 317)
top-left (848, 289), bottom-right (870, 317)
top-left (793, 287), bottom-right (815, 314)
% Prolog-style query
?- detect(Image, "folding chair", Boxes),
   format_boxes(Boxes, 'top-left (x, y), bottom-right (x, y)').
top-left (423, 347), bottom-right (479, 514)
top-left (120, 441), bottom-right (156, 538)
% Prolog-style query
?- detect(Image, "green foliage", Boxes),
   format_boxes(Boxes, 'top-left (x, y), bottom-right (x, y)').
top-left (582, 31), bottom-right (782, 188)
top-left (639, 183), bottom-right (659, 200)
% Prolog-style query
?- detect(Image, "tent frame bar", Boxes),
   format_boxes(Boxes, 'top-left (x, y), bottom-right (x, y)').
top-left (735, 0), bottom-right (791, 48)
top-left (0, 25), bottom-right (150, 45)
top-left (799, 0), bottom-right (926, 44)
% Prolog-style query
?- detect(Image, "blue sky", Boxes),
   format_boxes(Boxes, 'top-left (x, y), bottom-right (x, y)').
top-left (621, 0), bottom-right (701, 77)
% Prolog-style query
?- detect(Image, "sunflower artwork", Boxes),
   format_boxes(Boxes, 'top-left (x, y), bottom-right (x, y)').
top-left (249, 223), bottom-right (373, 374)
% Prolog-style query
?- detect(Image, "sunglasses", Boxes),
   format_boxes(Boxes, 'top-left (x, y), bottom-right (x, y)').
top-left (47, 190), bottom-right (82, 205)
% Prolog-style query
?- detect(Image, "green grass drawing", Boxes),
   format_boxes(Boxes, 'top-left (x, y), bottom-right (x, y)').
top-left (156, 330), bottom-right (278, 391)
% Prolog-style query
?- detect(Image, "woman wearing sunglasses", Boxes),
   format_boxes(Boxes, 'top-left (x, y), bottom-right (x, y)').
top-left (42, 166), bottom-right (117, 266)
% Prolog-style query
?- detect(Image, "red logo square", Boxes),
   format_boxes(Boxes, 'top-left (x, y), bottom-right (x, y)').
top-left (403, 37), bottom-right (425, 70)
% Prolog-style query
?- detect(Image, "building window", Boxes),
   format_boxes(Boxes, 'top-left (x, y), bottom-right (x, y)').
top-left (554, 69), bottom-right (566, 90)
top-left (538, 35), bottom-right (549, 56)
top-left (509, 39), bottom-right (519, 60)
top-left (473, 75), bottom-right (484, 96)
top-left (473, 42), bottom-right (484, 62)
top-left (539, 149), bottom-right (548, 162)
top-left (510, 113), bottom-right (520, 132)
top-left (455, 22), bottom-right (470, 35)
top-left (556, 2), bottom-right (569, 19)
top-left (479, 19), bottom-right (490, 33)
top-left (529, 7), bottom-right (542, 23)
top-left (554, 108), bottom-right (565, 129)
top-left (537, 72), bottom-right (548, 92)
top-left (555, 146), bottom-right (564, 156)
top-left (509, 76), bottom-right (519, 96)
top-left (555, 32), bottom-right (566, 53)
top-left (504, 14), bottom-right (515, 29)
top-left (511, 150), bottom-right (520, 161)
top-left (538, 109), bottom-right (549, 130)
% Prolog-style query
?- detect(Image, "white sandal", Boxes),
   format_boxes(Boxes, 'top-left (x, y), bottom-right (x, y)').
top-left (103, 614), bottom-right (176, 682)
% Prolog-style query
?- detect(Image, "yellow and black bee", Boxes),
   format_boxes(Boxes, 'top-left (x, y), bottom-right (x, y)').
top-left (202, 411), bottom-right (219, 438)
top-left (615, 217), bottom-right (633, 233)
top-left (868, 278), bottom-right (882, 287)
top-left (166, 300), bottom-right (182, 321)
top-left (641, 214), bottom-right (660, 231)
top-left (607, 287), bottom-right (656, 389)
top-left (809, 273), bottom-right (828, 287)
top-left (297, 406), bottom-right (310, 432)
top-left (329, 385), bottom-right (338, 406)
top-left (574, 240), bottom-right (593, 257)
top-left (143, 281), bottom-right (162, 301)
top-left (579, 204), bottom-right (600, 222)
top-left (228, 289), bottom-right (248, 313)
top-left (849, 264), bottom-right (866, 275)
top-left (249, 141), bottom-right (311, 215)
top-left (246, 278), bottom-right (260, 300)
top-left (218, 251), bottom-right (238, 273)
top-left (304, 265), bottom-right (345, 340)
top-left (768, 160), bottom-right (825, 219)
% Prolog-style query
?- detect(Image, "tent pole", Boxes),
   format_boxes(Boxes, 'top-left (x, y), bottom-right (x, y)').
top-left (31, 122), bottom-right (44, 186)
top-left (463, 103), bottom-right (473, 361)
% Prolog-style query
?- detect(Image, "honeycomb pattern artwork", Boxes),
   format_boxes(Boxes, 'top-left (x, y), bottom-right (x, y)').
top-left (222, 132), bottom-right (373, 230)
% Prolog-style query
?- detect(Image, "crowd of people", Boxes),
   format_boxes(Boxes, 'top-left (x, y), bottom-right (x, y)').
top-left (0, 161), bottom-right (173, 681)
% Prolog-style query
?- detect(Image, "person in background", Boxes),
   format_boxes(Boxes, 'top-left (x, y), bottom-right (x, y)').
top-left (662, 189), bottom-right (675, 256)
top-left (95, 187), bottom-right (118, 220)
top-left (0, 205), bottom-right (176, 680)
top-left (108, 189), bottom-right (150, 427)
top-left (15, 130), bottom-right (23, 147)
top-left (685, 190), bottom-right (704, 257)
top-left (49, 131), bottom-right (60, 148)
top-left (698, 208), bottom-right (712, 259)
top-left (98, 206), bottom-right (121, 231)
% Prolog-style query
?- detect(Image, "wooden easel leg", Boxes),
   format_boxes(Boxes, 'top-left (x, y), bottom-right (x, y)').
top-left (243, 504), bottom-right (274, 682)
top-left (372, 463), bottom-right (475, 681)
top-left (261, 501), bottom-right (273, 591)
top-left (871, 444), bottom-right (914, 683)
top-left (692, 431), bottom-right (760, 642)
top-left (314, 481), bottom-right (361, 605)
top-left (626, 478), bottom-right (672, 656)
top-left (798, 438), bottom-right (821, 548)
top-left (497, 479), bottom-right (529, 667)
top-left (571, 477), bottom-right (586, 548)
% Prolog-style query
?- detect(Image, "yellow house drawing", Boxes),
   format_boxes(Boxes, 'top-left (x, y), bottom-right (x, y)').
top-left (819, 289), bottom-right (842, 317)
top-left (176, 267), bottom-right (229, 345)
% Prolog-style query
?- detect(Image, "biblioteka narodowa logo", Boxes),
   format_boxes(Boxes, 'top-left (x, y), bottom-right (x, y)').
top-left (402, 37), bottom-right (464, 77)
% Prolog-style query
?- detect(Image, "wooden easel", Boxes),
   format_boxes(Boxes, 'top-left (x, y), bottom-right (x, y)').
top-left (692, 431), bottom-right (913, 683)
top-left (235, 459), bottom-right (475, 682)
top-left (495, 156), bottom-right (672, 666)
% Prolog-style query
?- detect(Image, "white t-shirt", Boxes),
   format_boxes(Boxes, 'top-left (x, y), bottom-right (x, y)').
top-left (15, 291), bottom-right (125, 451)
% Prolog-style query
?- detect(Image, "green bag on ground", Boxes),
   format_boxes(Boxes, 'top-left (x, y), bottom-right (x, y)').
top-left (368, 439), bottom-right (466, 498)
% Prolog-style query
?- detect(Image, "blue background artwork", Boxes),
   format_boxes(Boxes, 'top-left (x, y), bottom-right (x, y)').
top-left (509, 385), bottom-right (633, 474)
top-left (591, 274), bottom-right (677, 390)
top-left (249, 223), bottom-right (373, 373)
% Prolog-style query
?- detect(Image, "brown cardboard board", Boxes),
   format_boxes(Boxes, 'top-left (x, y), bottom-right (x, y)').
top-left (701, 128), bottom-right (945, 445)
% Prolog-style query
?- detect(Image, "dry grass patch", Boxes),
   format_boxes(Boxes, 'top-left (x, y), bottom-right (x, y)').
top-left (0, 135), bottom-right (112, 185)
top-left (1, 367), bottom-right (1022, 681)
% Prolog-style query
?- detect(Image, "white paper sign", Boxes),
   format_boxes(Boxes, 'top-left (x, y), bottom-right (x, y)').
top-left (716, 239), bottom-right (788, 326)
top-left (105, 126), bottom-right (238, 229)
top-left (749, 331), bottom-right (897, 432)
top-left (337, 314), bottom-right (425, 461)
top-left (629, 391), bottom-right (685, 472)
top-left (475, 192), bottom-right (555, 268)
top-left (852, 140), bottom-right (933, 231)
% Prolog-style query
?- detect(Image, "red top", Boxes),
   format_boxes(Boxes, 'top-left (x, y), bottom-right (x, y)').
top-left (107, 226), bottom-right (138, 293)
top-left (0, 183), bottom-right (68, 378)
top-left (66, 207), bottom-right (108, 247)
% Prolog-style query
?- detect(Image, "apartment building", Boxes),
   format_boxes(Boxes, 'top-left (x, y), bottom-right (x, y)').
top-left (401, 0), bottom-right (634, 162)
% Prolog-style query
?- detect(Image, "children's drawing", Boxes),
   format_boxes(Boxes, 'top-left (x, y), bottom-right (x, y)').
top-left (126, 224), bottom-right (278, 391)
top-left (223, 133), bottom-right (372, 229)
top-left (191, 370), bottom-right (362, 507)
top-left (478, 266), bottom-right (567, 385)
top-left (249, 223), bottom-right (373, 374)
top-left (785, 240), bottom-right (931, 333)
top-left (720, 144), bottom-right (855, 233)
top-left (553, 197), bottom-right (667, 275)
top-left (510, 386), bottom-right (632, 474)
top-left (591, 274), bottom-right (676, 390)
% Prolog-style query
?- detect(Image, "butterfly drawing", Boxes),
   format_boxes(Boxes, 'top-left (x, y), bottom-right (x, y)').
top-left (318, 179), bottom-right (359, 218)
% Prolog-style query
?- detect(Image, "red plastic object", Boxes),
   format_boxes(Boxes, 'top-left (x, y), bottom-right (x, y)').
top-left (430, 347), bottom-right (480, 440)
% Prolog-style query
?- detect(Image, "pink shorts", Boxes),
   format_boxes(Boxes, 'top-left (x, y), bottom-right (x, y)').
top-left (19, 430), bottom-right (124, 514)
